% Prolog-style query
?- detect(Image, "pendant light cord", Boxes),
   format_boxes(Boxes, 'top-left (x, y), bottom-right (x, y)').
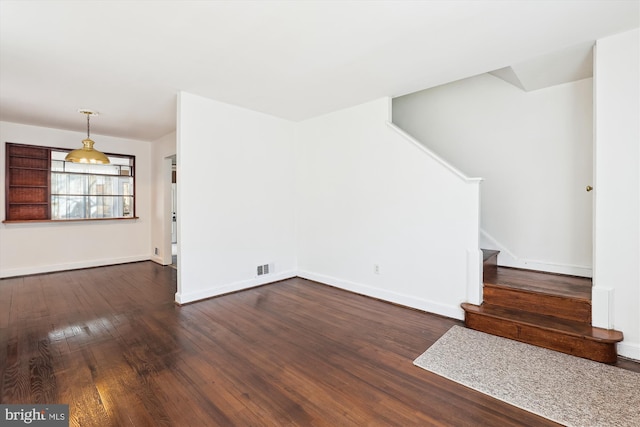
top-left (86, 113), bottom-right (91, 139)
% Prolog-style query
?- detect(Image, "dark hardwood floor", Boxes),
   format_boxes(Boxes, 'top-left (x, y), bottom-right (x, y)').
top-left (1, 262), bottom-right (637, 426)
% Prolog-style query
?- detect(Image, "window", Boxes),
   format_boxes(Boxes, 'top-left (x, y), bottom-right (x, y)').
top-left (5, 142), bottom-right (136, 222)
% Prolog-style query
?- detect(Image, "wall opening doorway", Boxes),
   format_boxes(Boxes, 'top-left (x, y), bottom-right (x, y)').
top-left (170, 155), bottom-right (177, 269)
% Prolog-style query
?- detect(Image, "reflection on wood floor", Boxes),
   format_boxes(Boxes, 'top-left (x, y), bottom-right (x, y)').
top-left (1, 261), bottom-right (637, 426)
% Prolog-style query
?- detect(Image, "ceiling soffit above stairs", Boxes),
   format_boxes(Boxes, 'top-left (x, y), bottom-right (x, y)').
top-left (489, 41), bottom-right (594, 91)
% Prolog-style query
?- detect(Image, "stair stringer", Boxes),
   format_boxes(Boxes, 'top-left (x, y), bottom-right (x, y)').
top-left (480, 229), bottom-right (592, 278)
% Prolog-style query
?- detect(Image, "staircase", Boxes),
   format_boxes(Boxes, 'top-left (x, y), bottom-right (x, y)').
top-left (461, 250), bottom-right (624, 363)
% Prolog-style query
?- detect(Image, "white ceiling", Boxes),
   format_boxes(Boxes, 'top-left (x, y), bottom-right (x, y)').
top-left (490, 41), bottom-right (595, 92)
top-left (1, 1), bottom-right (638, 141)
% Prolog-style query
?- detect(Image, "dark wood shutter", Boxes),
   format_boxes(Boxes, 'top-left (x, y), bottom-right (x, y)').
top-left (5, 143), bottom-right (51, 220)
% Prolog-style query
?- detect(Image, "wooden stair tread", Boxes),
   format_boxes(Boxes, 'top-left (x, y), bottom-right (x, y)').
top-left (484, 266), bottom-right (591, 300)
top-left (483, 282), bottom-right (590, 303)
top-left (461, 303), bottom-right (623, 343)
top-left (472, 251), bottom-right (621, 363)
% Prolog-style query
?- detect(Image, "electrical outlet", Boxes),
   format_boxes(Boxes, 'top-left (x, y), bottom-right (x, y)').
top-left (154, 247), bottom-right (159, 255)
top-left (374, 264), bottom-right (380, 275)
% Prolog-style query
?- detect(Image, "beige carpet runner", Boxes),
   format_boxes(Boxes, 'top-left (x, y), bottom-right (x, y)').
top-left (413, 326), bottom-right (640, 427)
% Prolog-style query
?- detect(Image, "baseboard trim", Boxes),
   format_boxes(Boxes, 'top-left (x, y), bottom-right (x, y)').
top-left (175, 270), bottom-right (298, 304)
top-left (0, 255), bottom-right (151, 278)
top-left (150, 255), bottom-right (168, 266)
top-left (618, 341), bottom-right (640, 361)
top-left (297, 270), bottom-right (463, 320)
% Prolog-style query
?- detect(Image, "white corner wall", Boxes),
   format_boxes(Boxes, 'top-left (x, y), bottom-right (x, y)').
top-left (296, 98), bottom-right (481, 320)
top-left (393, 75), bottom-right (594, 277)
top-left (0, 121), bottom-right (152, 277)
top-left (150, 131), bottom-right (176, 266)
top-left (175, 92), bottom-right (297, 303)
top-left (593, 29), bottom-right (640, 360)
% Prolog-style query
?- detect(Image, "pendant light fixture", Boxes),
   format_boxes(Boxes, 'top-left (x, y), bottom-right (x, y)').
top-left (65, 109), bottom-right (110, 164)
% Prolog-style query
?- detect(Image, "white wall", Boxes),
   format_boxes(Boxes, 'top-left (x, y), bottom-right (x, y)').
top-left (175, 92), bottom-right (297, 303)
top-left (150, 131), bottom-right (176, 266)
top-left (593, 29), bottom-right (639, 360)
top-left (0, 121), bottom-right (152, 277)
top-left (392, 74), bottom-right (594, 277)
top-left (296, 98), bottom-right (481, 320)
